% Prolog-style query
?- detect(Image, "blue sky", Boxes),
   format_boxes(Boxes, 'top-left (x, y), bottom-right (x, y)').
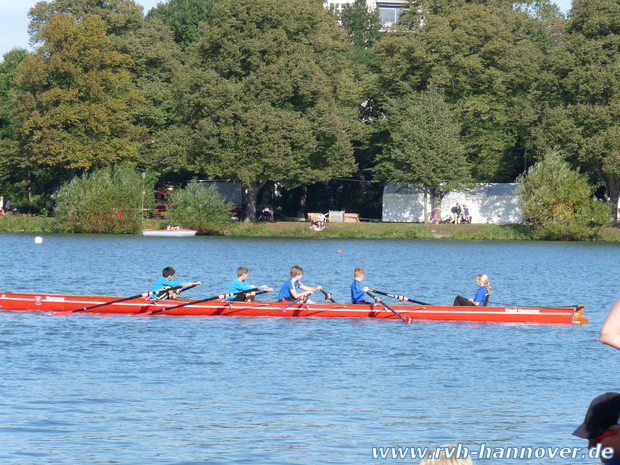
top-left (0, 0), bottom-right (573, 60)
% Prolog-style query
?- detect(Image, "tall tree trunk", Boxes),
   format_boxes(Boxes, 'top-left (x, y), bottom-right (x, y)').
top-left (244, 181), bottom-right (267, 223)
top-left (432, 185), bottom-right (444, 220)
top-left (298, 186), bottom-right (307, 218)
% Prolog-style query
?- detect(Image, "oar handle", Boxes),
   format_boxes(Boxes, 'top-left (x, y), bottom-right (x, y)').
top-left (320, 289), bottom-right (336, 303)
top-left (369, 289), bottom-right (431, 306)
top-left (178, 282), bottom-right (199, 294)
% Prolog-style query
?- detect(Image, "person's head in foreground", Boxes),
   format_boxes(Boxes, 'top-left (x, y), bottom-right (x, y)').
top-left (420, 445), bottom-right (473, 465)
top-left (573, 392), bottom-right (620, 463)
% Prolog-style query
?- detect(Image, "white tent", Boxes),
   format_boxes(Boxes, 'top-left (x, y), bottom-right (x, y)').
top-left (382, 183), bottom-right (523, 224)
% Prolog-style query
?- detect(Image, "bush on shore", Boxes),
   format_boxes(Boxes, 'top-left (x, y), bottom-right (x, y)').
top-left (54, 166), bottom-right (151, 234)
top-left (164, 181), bottom-right (233, 234)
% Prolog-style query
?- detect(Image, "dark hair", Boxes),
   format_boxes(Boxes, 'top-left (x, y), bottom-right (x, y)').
top-left (162, 266), bottom-right (175, 278)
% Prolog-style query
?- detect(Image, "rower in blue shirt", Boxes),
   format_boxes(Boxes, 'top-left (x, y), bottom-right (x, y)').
top-left (227, 266), bottom-right (272, 301)
top-left (152, 266), bottom-right (200, 300)
top-left (278, 266), bottom-right (321, 303)
top-left (351, 267), bottom-right (370, 304)
top-left (453, 273), bottom-right (491, 307)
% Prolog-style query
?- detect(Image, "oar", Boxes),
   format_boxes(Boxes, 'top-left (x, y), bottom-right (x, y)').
top-left (277, 294), bottom-right (309, 312)
top-left (368, 289), bottom-right (431, 306)
top-left (55, 285), bottom-right (189, 316)
top-left (145, 288), bottom-right (261, 315)
top-left (366, 291), bottom-right (414, 324)
top-left (320, 289), bottom-right (336, 303)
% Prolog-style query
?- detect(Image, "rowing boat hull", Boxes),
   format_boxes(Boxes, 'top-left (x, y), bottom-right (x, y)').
top-left (0, 292), bottom-right (587, 324)
top-left (142, 229), bottom-right (197, 237)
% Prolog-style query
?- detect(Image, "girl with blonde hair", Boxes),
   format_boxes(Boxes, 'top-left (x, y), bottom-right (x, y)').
top-left (453, 273), bottom-right (492, 307)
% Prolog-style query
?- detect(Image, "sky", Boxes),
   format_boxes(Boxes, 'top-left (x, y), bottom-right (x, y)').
top-left (0, 0), bottom-right (574, 60)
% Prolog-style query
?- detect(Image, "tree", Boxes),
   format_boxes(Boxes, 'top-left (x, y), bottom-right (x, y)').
top-left (338, 0), bottom-right (383, 49)
top-left (371, 0), bottom-right (559, 182)
top-left (147, 0), bottom-right (218, 48)
top-left (11, 14), bottom-right (142, 174)
top-left (28, 0), bottom-right (183, 172)
top-left (373, 87), bottom-right (469, 219)
top-left (516, 150), bottom-right (609, 240)
top-left (515, 150), bottom-right (608, 240)
top-left (531, 0), bottom-right (620, 224)
top-left (0, 49), bottom-right (29, 196)
top-left (27, 0), bottom-right (144, 44)
top-left (113, 17), bottom-right (183, 158)
top-left (162, 0), bottom-right (359, 221)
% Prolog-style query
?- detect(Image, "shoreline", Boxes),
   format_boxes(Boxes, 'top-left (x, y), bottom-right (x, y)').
top-left (3, 216), bottom-right (620, 241)
top-left (229, 221), bottom-right (620, 241)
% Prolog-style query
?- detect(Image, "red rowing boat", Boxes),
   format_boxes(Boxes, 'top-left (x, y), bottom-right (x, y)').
top-left (0, 292), bottom-right (588, 324)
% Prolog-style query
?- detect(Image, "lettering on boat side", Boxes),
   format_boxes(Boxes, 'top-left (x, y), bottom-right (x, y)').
top-left (504, 308), bottom-right (540, 314)
top-left (44, 296), bottom-right (65, 302)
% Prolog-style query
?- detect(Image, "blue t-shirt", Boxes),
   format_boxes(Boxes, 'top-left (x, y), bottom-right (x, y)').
top-left (227, 278), bottom-right (254, 300)
top-left (473, 286), bottom-right (488, 306)
top-left (351, 280), bottom-right (366, 303)
top-left (278, 278), bottom-right (302, 301)
top-left (151, 277), bottom-right (182, 299)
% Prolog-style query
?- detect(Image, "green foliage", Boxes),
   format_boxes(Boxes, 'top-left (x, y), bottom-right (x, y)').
top-left (164, 180), bottom-right (233, 234)
top-left (374, 87), bottom-right (469, 201)
top-left (0, 215), bottom-right (58, 233)
top-left (54, 165), bottom-right (150, 233)
top-left (371, 0), bottom-right (551, 182)
top-left (516, 150), bottom-right (609, 240)
top-left (27, 0), bottom-right (144, 42)
top-left (113, 16), bottom-right (183, 156)
top-left (147, 0), bottom-right (217, 47)
top-left (12, 14), bottom-right (142, 172)
top-left (532, 0), bottom-right (620, 223)
top-left (338, 0), bottom-right (383, 49)
top-left (161, 0), bottom-right (359, 219)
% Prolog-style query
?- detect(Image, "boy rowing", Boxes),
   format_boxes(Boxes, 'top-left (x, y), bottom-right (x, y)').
top-left (152, 266), bottom-right (201, 299)
top-left (227, 266), bottom-right (273, 301)
top-left (278, 266), bottom-right (322, 303)
top-left (351, 267), bottom-right (370, 304)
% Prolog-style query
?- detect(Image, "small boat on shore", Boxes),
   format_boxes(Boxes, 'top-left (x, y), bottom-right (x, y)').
top-left (0, 292), bottom-right (588, 324)
top-left (142, 229), bottom-right (197, 237)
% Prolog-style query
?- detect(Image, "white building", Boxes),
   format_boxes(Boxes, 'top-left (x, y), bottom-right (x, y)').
top-left (324, 0), bottom-right (407, 27)
top-left (382, 183), bottom-right (524, 224)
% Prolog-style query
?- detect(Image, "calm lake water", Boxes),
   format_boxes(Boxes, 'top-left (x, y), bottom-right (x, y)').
top-left (1, 233), bottom-right (620, 464)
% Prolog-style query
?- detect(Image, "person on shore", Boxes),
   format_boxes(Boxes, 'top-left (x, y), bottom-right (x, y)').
top-left (420, 444), bottom-right (473, 465)
top-left (573, 392), bottom-right (620, 464)
top-left (461, 204), bottom-right (471, 223)
top-left (227, 266), bottom-right (273, 301)
top-left (599, 298), bottom-right (620, 350)
top-left (451, 203), bottom-right (461, 224)
top-left (278, 266), bottom-right (322, 303)
top-left (351, 267), bottom-right (369, 304)
top-left (152, 266), bottom-right (201, 300)
top-left (453, 273), bottom-right (491, 306)
top-left (0, 195), bottom-right (4, 216)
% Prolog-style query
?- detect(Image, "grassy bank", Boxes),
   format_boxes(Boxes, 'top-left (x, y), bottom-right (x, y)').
top-left (3, 215), bottom-right (620, 241)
